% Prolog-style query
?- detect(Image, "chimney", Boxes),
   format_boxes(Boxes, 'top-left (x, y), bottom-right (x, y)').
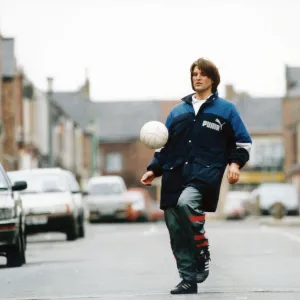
top-left (285, 64), bottom-right (289, 96)
top-left (225, 84), bottom-right (236, 101)
top-left (80, 68), bottom-right (90, 99)
top-left (47, 77), bottom-right (53, 95)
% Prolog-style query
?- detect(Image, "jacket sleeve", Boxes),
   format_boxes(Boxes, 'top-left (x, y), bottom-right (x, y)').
top-left (146, 112), bottom-right (173, 177)
top-left (228, 104), bottom-right (252, 169)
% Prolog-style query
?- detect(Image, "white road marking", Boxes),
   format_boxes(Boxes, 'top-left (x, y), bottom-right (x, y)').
top-left (260, 225), bottom-right (300, 245)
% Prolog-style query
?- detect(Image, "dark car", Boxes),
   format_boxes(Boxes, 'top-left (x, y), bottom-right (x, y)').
top-left (0, 164), bottom-right (27, 267)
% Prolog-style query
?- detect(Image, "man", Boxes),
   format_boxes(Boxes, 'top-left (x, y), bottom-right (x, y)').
top-left (141, 58), bottom-right (252, 295)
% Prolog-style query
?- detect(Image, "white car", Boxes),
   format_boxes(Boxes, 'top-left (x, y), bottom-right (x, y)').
top-left (8, 168), bottom-right (85, 241)
top-left (84, 176), bottom-right (129, 222)
top-left (246, 183), bottom-right (299, 216)
top-left (224, 191), bottom-right (250, 220)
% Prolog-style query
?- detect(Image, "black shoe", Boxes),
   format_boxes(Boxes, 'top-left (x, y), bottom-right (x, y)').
top-left (170, 280), bottom-right (197, 294)
top-left (196, 246), bottom-right (210, 283)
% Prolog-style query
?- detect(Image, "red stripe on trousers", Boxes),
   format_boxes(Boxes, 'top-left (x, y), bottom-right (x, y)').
top-left (196, 240), bottom-right (209, 248)
top-left (194, 234), bottom-right (206, 241)
top-left (189, 215), bottom-right (205, 222)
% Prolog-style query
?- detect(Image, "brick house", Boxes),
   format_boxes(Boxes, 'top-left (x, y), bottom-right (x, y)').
top-left (18, 74), bottom-right (41, 169)
top-left (282, 65), bottom-right (300, 194)
top-left (225, 85), bottom-right (284, 192)
top-left (56, 93), bottom-right (167, 195)
top-left (50, 78), bottom-right (98, 187)
top-left (94, 101), bottom-right (161, 187)
top-left (1, 37), bottom-right (19, 171)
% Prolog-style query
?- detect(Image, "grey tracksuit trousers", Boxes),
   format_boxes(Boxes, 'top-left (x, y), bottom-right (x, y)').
top-left (164, 186), bottom-right (208, 282)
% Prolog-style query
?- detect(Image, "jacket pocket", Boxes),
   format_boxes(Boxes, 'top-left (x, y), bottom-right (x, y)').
top-left (162, 159), bottom-right (184, 193)
top-left (192, 157), bottom-right (224, 184)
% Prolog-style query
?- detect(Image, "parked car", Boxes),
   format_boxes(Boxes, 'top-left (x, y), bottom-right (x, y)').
top-left (245, 183), bottom-right (299, 217)
top-left (8, 168), bottom-right (85, 241)
top-left (124, 190), bottom-right (148, 222)
top-left (0, 164), bottom-right (27, 267)
top-left (147, 201), bottom-right (164, 222)
top-left (84, 176), bottom-right (129, 222)
top-left (127, 188), bottom-right (164, 222)
top-left (224, 191), bottom-right (250, 220)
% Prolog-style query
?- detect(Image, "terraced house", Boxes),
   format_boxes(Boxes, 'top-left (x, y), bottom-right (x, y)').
top-left (225, 85), bottom-right (285, 191)
top-left (283, 65), bottom-right (300, 195)
top-left (0, 33), bottom-right (97, 187)
top-left (1, 37), bottom-right (19, 171)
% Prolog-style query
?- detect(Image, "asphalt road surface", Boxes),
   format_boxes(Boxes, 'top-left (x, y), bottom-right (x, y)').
top-left (1, 218), bottom-right (300, 300)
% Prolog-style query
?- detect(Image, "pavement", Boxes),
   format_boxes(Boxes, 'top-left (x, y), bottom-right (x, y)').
top-left (1, 217), bottom-right (300, 300)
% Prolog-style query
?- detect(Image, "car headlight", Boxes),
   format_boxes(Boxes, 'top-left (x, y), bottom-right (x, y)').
top-left (0, 207), bottom-right (15, 220)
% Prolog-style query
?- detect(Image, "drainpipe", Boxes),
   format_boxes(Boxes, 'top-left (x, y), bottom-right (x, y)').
top-left (47, 77), bottom-right (53, 167)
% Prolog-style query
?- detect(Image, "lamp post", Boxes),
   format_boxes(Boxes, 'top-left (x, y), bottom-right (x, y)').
top-left (87, 120), bottom-right (98, 177)
top-left (47, 77), bottom-right (53, 167)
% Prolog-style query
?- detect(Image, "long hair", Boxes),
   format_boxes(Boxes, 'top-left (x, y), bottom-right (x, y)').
top-left (190, 58), bottom-right (220, 93)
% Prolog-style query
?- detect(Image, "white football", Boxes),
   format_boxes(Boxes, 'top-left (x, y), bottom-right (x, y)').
top-left (140, 121), bottom-right (169, 149)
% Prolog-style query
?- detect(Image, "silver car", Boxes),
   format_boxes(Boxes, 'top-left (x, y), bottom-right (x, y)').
top-left (84, 176), bottom-right (129, 222)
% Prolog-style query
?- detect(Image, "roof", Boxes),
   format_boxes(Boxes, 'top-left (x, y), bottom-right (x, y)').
top-left (52, 92), bottom-right (95, 129)
top-left (52, 92), bottom-right (162, 142)
top-left (234, 96), bottom-right (282, 133)
top-left (53, 89), bottom-right (282, 140)
top-left (93, 101), bottom-right (161, 142)
top-left (2, 38), bottom-right (16, 78)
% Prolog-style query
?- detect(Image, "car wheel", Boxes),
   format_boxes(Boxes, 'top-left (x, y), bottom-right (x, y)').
top-left (21, 230), bottom-right (26, 264)
top-left (271, 202), bottom-right (286, 219)
top-left (66, 220), bottom-right (78, 241)
top-left (6, 230), bottom-right (26, 267)
top-left (137, 214), bottom-right (147, 222)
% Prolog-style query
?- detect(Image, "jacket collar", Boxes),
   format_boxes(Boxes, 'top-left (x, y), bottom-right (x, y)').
top-left (182, 91), bottom-right (219, 104)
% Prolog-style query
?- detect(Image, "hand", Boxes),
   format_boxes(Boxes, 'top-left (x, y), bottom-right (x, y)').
top-left (140, 171), bottom-right (156, 186)
top-left (227, 163), bottom-right (240, 184)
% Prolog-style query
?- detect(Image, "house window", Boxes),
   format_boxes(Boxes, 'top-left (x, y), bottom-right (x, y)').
top-left (105, 152), bottom-right (122, 172)
top-left (248, 138), bottom-right (284, 171)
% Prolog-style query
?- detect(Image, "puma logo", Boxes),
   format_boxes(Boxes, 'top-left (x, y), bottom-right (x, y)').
top-left (215, 118), bottom-right (225, 130)
top-left (202, 118), bottom-right (226, 131)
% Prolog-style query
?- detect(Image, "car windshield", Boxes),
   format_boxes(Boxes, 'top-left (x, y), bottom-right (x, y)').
top-left (0, 168), bottom-right (8, 190)
top-left (88, 183), bottom-right (122, 195)
top-left (8, 173), bottom-right (68, 193)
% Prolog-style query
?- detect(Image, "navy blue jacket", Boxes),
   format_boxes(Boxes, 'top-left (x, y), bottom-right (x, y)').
top-left (147, 91), bottom-right (252, 212)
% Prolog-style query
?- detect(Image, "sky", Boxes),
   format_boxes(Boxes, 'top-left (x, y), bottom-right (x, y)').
top-left (0, 0), bottom-right (300, 101)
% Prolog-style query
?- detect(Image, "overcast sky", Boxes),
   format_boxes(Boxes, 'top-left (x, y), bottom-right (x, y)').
top-left (0, 0), bottom-right (299, 101)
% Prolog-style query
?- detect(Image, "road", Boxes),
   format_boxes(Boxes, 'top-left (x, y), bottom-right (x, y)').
top-left (1, 218), bottom-right (300, 300)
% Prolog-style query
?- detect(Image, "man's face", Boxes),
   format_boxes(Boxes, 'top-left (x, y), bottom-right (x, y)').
top-left (192, 66), bottom-right (213, 94)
